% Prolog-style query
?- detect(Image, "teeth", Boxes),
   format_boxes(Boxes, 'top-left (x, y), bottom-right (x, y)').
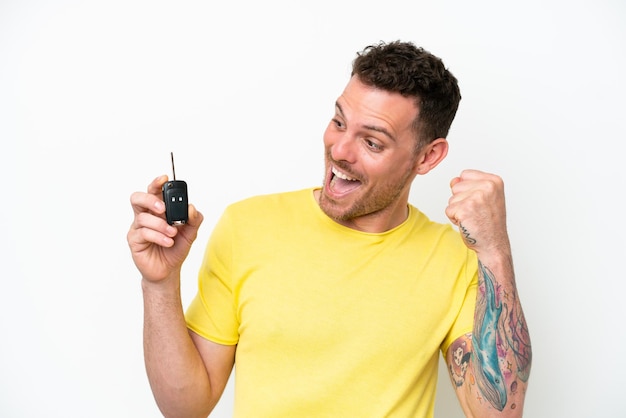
top-left (332, 167), bottom-right (357, 181)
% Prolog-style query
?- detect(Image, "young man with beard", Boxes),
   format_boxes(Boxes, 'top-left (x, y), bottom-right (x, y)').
top-left (128, 40), bottom-right (532, 417)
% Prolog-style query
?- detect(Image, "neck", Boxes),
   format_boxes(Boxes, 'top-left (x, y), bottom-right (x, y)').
top-left (313, 189), bottom-right (410, 233)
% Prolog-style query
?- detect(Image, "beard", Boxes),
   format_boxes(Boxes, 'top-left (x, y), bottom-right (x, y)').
top-left (318, 153), bottom-right (415, 223)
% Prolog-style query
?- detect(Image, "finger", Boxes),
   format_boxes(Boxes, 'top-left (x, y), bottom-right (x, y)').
top-left (130, 190), bottom-right (166, 216)
top-left (458, 169), bottom-right (488, 180)
top-left (446, 191), bottom-right (472, 225)
top-left (172, 205), bottom-right (204, 247)
top-left (133, 211), bottom-right (177, 235)
top-left (450, 171), bottom-right (494, 197)
top-left (449, 176), bottom-right (461, 189)
top-left (186, 204), bottom-right (204, 228)
top-left (454, 173), bottom-right (504, 203)
top-left (449, 172), bottom-right (480, 194)
top-left (130, 224), bottom-right (176, 248)
top-left (147, 175), bottom-right (169, 195)
top-left (458, 169), bottom-right (503, 189)
top-left (445, 206), bottom-right (459, 226)
top-left (130, 211), bottom-right (178, 246)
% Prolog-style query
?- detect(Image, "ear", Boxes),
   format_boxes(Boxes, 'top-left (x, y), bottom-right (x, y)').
top-left (413, 138), bottom-right (449, 175)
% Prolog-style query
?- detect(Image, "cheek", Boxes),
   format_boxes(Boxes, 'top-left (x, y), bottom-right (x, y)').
top-left (374, 157), bottom-right (415, 183)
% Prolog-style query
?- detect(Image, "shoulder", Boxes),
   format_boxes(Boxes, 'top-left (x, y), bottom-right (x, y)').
top-left (211, 188), bottom-right (318, 252)
top-left (408, 205), bottom-right (477, 268)
top-left (226, 188), bottom-right (313, 215)
top-left (409, 205), bottom-right (463, 244)
top-left (217, 188), bottom-right (316, 232)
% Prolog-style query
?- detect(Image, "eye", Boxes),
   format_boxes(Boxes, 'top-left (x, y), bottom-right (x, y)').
top-left (365, 138), bottom-right (383, 152)
top-left (332, 118), bottom-right (345, 129)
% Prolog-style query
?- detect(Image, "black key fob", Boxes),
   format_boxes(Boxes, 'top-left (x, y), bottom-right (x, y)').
top-left (162, 180), bottom-right (188, 225)
top-left (162, 152), bottom-right (189, 225)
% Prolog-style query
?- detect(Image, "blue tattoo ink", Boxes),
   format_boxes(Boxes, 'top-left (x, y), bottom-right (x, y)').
top-left (473, 264), bottom-right (507, 411)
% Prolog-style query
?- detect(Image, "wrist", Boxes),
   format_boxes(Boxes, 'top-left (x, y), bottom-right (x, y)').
top-left (141, 272), bottom-right (181, 296)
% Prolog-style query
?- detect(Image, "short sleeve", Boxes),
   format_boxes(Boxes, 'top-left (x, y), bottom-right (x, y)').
top-left (440, 250), bottom-right (478, 356)
top-left (185, 208), bottom-right (239, 345)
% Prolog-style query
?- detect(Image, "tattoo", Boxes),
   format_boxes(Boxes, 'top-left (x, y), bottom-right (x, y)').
top-left (448, 337), bottom-right (472, 387)
top-left (454, 261), bottom-right (532, 411)
top-left (502, 289), bottom-right (532, 382)
top-left (458, 222), bottom-right (477, 245)
top-left (448, 219), bottom-right (533, 411)
top-left (472, 262), bottom-right (507, 411)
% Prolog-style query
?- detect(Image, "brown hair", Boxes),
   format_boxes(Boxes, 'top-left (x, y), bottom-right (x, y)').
top-left (352, 41), bottom-right (461, 148)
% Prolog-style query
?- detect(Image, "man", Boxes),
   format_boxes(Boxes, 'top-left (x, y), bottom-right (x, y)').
top-left (128, 40), bottom-right (532, 417)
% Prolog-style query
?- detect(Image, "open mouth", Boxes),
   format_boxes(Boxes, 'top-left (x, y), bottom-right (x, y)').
top-left (328, 166), bottom-right (362, 195)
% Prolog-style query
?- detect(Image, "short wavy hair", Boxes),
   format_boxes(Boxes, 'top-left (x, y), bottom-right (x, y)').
top-left (352, 41), bottom-right (461, 149)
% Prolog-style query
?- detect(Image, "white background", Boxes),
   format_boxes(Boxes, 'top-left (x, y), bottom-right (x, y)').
top-left (1, 0), bottom-right (624, 417)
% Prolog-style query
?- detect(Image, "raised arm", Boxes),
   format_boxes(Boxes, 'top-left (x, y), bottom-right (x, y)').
top-left (445, 170), bottom-right (532, 417)
top-left (128, 175), bottom-right (235, 417)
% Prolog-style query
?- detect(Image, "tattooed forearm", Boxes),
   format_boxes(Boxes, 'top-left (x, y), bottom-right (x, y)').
top-left (473, 262), bottom-right (507, 411)
top-left (460, 261), bottom-right (532, 413)
top-left (447, 260), bottom-right (531, 416)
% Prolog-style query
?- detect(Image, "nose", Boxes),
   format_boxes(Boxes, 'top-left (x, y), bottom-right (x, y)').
top-left (328, 132), bottom-right (356, 164)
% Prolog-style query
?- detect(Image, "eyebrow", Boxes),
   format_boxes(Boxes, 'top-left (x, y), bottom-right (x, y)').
top-left (335, 102), bottom-right (397, 143)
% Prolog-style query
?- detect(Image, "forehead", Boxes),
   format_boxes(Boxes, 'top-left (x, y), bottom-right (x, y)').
top-left (337, 76), bottom-right (419, 137)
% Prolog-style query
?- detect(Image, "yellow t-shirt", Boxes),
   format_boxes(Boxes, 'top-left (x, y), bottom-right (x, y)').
top-left (186, 188), bottom-right (477, 417)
